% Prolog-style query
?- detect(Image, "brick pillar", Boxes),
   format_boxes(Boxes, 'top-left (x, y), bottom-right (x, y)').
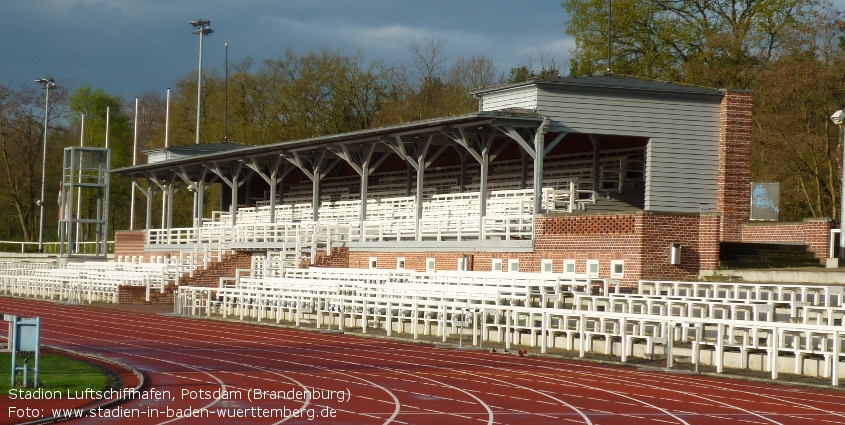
top-left (717, 90), bottom-right (753, 242)
top-left (803, 218), bottom-right (833, 260)
top-left (114, 230), bottom-right (147, 259)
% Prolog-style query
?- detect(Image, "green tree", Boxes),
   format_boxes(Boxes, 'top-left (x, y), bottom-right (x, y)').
top-left (67, 85), bottom-right (134, 237)
top-left (562, 0), bottom-right (818, 88)
top-left (751, 5), bottom-right (845, 220)
top-left (0, 83), bottom-right (69, 243)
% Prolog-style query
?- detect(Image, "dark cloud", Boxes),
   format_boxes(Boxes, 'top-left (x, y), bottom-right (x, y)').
top-left (0, 0), bottom-right (572, 99)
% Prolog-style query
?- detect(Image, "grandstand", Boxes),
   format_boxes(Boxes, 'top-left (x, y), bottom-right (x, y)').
top-left (9, 75), bottom-right (845, 383)
top-left (115, 75), bottom-right (758, 285)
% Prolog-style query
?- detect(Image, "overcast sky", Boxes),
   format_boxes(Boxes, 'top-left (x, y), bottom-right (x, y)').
top-left (1, 0), bottom-right (573, 100)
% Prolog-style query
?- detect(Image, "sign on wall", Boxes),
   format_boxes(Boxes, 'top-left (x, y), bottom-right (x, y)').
top-left (750, 182), bottom-right (780, 221)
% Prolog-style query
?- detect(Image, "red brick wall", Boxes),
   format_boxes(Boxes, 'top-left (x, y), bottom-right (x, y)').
top-left (180, 251), bottom-right (253, 287)
top-left (640, 213), bottom-right (721, 281)
top-left (348, 212), bottom-right (721, 286)
top-left (741, 218), bottom-right (834, 260)
top-left (717, 91), bottom-right (753, 242)
top-left (114, 230), bottom-right (147, 259)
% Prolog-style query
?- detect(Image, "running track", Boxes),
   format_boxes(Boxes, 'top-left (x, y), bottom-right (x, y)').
top-left (2, 297), bottom-right (845, 425)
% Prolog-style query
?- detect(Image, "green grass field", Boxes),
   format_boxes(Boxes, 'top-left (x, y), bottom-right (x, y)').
top-left (0, 353), bottom-right (110, 395)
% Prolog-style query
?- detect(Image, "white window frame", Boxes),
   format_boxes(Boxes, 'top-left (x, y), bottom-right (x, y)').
top-left (508, 259), bottom-right (519, 272)
top-left (541, 259), bottom-right (554, 273)
top-left (586, 260), bottom-right (600, 277)
top-left (563, 259), bottom-right (576, 276)
top-left (610, 260), bottom-right (625, 279)
top-left (426, 258), bottom-right (435, 272)
top-left (492, 258), bottom-right (503, 272)
top-left (396, 257), bottom-right (406, 270)
top-left (457, 257), bottom-right (465, 271)
top-left (369, 257), bottom-right (378, 269)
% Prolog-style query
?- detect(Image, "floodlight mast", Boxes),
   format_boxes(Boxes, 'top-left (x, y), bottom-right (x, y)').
top-left (190, 19), bottom-right (213, 145)
top-left (35, 78), bottom-right (56, 253)
top-left (833, 108), bottom-right (845, 262)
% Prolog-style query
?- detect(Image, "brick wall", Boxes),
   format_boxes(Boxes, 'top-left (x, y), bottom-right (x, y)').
top-left (114, 230), bottom-right (147, 259)
top-left (117, 283), bottom-right (178, 304)
top-left (717, 90), bottom-right (753, 242)
top-left (180, 251), bottom-right (254, 287)
top-left (742, 218), bottom-right (834, 260)
top-left (348, 212), bottom-right (721, 287)
top-left (313, 247), bottom-right (350, 268)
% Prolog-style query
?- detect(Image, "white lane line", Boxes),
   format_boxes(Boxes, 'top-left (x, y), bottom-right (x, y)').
top-left (7, 302), bottom-right (400, 425)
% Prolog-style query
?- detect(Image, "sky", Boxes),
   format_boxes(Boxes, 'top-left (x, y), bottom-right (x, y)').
top-left (0, 0), bottom-right (574, 100)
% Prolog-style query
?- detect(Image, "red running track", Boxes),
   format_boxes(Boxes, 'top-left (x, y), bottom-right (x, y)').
top-left (2, 297), bottom-right (845, 425)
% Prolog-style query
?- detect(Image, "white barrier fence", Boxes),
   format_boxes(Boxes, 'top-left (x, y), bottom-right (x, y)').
top-left (175, 271), bottom-right (845, 385)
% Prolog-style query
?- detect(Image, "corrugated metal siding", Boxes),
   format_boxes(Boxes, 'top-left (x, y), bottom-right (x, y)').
top-left (480, 87), bottom-right (538, 111)
top-left (535, 88), bottom-right (722, 213)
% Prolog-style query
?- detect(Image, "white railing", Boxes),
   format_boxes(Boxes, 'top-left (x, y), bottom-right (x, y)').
top-left (175, 273), bottom-right (845, 385)
top-left (0, 240), bottom-right (115, 254)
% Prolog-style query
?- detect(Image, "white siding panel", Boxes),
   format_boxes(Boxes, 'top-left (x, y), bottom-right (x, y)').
top-left (481, 87), bottom-right (538, 111)
top-left (535, 88), bottom-right (722, 213)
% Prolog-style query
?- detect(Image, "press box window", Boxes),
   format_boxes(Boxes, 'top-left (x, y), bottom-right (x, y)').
top-left (610, 260), bottom-right (624, 278)
top-left (586, 260), bottom-right (599, 277)
top-left (426, 258), bottom-right (435, 272)
top-left (492, 259), bottom-right (503, 272)
top-left (563, 260), bottom-right (576, 275)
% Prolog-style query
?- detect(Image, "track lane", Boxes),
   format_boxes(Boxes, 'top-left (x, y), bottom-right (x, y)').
top-left (3, 297), bottom-right (845, 425)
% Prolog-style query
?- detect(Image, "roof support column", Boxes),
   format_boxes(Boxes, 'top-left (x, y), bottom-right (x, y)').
top-left (533, 119), bottom-right (549, 213)
top-left (458, 149), bottom-right (468, 192)
top-left (129, 175), bottom-right (157, 231)
top-left (230, 165), bottom-right (241, 226)
top-left (330, 144), bottom-right (388, 241)
top-left (386, 135), bottom-right (444, 241)
top-left (145, 182), bottom-right (154, 230)
top-left (195, 168), bottom-right (208, 230)
top-left (245, 156), bottom-right (294, 224)
top-left (208, 162), bottom-right (248, 227)
top-left (414, 141), bottom-right (431, 241)
top-left (282, 151), bottom-right (336, 223)
top-left (166, 179), bottom-right (174, 229)
top-left (590, 135), bottom-right (602, 196)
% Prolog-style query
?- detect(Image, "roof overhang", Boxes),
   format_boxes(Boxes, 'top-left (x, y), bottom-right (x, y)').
top-left (113, 111), bottom-right (544, 180)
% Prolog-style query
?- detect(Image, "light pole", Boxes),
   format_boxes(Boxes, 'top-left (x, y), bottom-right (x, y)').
top-left (35, 77), bottom-right (56, 253)
top-left (224, 42), bottom-right (229, 142)
top-left (190, 19), bottom-right (212, 145)
top-left (830, 109), bottom-right (845, 262)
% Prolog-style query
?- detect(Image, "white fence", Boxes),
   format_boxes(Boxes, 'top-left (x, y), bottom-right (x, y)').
top-left (175, 271), bottom-right (845, 385)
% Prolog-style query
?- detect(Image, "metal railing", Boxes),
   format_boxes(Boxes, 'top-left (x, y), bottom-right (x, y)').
top-left (0, 240), bottom-right (115, 254)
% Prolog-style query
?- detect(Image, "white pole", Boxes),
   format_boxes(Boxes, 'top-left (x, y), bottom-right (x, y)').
top-left (130, 97), bottom-right (138, 230)
top-left (165, 88), bottom-right (171, 148)
top-left (162, 88), bottom-right (170, 228)
top-left (75, 115), bottom-right (84, 252)
top-left (105, 106), bottom-right (110, 149)
top-left (196, 31), bottom-right (204, 145)
top-left (37, 81), bottom-right (52, 253)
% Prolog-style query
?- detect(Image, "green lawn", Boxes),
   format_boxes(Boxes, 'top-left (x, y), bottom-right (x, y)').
top-left (0, 353), bottom-right (110, 395)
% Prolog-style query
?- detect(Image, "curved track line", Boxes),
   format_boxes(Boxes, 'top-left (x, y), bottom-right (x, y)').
top-left (7, 302), bottom-right (400, 425)
top-left (15, 300), bottom-right (785, 424)
top-left (8, 298), bottom-right (841, 424)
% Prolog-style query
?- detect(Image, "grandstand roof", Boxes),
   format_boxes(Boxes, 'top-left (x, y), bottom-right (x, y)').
top-left (473, 74), bottom-right (728, 98)
top-left (113, 110), bottom-right (543, 175)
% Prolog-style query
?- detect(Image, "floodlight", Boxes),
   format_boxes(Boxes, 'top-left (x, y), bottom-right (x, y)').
top-left (831, 110), bottom-right (845, 125)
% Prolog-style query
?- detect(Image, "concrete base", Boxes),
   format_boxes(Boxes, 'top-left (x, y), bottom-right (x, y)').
top-left (703, 268), bottom-right (845, 284)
